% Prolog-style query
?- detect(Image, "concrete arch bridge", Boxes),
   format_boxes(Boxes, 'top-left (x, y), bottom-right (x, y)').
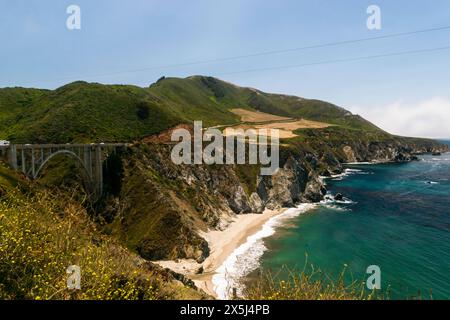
top-left (0, 143), bottom-right (129, 197)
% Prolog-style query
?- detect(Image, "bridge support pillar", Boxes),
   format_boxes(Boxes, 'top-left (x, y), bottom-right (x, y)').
top-left (94, 146), bottom-right (103, 197)
top-left (8, 145), bottom-right (18, 170)
top-left (21, 149), bottom-right (26, 174)
top-left (83, 146), bottom-right (91, 178)
top-left (31, 148), bottom-right (35, 178)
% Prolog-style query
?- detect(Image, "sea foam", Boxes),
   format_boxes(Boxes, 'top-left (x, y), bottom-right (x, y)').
top-left (322, 168), bottom-right (371, 181)
top-left (212, 203), bottom-right (316, 300)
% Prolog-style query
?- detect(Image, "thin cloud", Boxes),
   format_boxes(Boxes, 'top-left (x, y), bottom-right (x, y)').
top-left (349, 97), bottom-right (450, 139)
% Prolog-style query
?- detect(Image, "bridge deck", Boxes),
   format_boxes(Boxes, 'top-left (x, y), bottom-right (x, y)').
top-left (0, 143), bottom-right (130, 150)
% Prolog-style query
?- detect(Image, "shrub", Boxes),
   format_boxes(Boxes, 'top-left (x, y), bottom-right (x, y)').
top-left (244, 265), bottom-right (387, 300)
top-left (0, 189), bottom-right (159, 300)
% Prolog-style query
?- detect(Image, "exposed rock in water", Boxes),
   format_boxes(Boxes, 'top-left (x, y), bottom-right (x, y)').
top-left (302, 177), bottom-right (326, 203)
top-left (394, 153), bottom-right (418, 162)
top-left (334, 193), bottom-right (344, 201)
top-left (320, 169), bottom-right (332, 177)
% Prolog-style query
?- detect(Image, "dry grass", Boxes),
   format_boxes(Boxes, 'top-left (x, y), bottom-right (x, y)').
top-left (225, 108), bottom-right (332, 139)
top-left (223, 119), bottom-right (333, 139)
top-left (230, 108), bottom-right (292, 123)
top-left (261, 119), bottom-right (331, 130)
top-left (243, 265), bottom-right (387, 300)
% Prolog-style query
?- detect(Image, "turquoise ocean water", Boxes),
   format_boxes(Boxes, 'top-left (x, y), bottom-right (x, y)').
top-left (257, 144), bottom-right (450, 299)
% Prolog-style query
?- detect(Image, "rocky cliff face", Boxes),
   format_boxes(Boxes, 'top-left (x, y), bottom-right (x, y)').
top-left (102, 130), bottom-right (449, 263)
top-left (337, 140), bottom-right (446, 163)
top-left (103, 141), bottom-right (326, 262)
top-left (296, 128), bottom-right (449, 175)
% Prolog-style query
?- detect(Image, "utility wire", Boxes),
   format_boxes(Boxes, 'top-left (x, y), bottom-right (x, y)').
top-left (217, 45), bottom-right (450, 76)
top-left (188, 25), bottom-right (450, 63)
top-left (30, 25), bottom-right (450, 84)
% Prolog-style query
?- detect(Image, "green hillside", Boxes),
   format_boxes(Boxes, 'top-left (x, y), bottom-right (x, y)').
top-left (0, 88), bottom-right (48, 133)
top-left (150, 76), bottom-right (382, 131)
top-left (0, 76), bottom-right (384, 144)
top-left (0, 82), bottom-right (182, 143)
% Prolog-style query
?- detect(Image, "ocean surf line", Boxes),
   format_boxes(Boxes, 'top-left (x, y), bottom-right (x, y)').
top-left (212, 203), bottom-right (316, 299)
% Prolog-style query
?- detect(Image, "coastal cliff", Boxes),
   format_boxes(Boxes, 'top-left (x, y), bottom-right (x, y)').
top-left (100, 128), bottom-right (449, 263)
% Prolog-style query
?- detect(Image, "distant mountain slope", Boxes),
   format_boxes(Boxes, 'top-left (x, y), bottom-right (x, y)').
top-left (151, 76), bottom-right (382, 131)
top-left (0, 76), bottom-right (418, 144)
top-left (147, 76), bottom-right (241, 125)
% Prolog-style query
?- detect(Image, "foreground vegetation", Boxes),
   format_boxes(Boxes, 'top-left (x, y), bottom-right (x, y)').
top-left (0, 166), bottom-right (205, 300)
top-left (244, 265), bottom-right (386, 300)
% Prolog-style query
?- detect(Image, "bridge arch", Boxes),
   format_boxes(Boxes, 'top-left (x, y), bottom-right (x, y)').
top-left (3, 143), bottom-right (128, 198)
top-left (34, 150), bottom-right (92, 183)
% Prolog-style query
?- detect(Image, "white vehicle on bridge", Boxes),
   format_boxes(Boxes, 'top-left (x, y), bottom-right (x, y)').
top-left (0, 140), bottom-right (10, 146)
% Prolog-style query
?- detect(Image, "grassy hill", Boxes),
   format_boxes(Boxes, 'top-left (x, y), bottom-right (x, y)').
top-left (0, 76), bottom-right (385, 144)
top-left (150, 76), bottom-right (382, 131)
top-left (0, 82), bottom-right (182, 143)
top-left (0, 88), bottom-right (48, 135)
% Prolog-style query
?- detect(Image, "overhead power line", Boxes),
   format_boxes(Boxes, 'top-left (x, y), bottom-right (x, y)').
top-left (185, 25), bottom-right (450, 64)
top-left (217, 45), bottom-right (450, 76)
top-left (29, 25), bottom-right (450, 84)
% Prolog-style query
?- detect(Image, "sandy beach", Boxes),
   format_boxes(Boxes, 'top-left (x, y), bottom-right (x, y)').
top-left (154, 208), bottom-right (286, 298)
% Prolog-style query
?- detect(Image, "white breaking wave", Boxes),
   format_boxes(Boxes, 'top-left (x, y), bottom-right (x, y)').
top-left (345, 161), bottom-right (373, 165)
top-left (328, 172), bottom-right (347, 181)
top-left (212, 204), bottom-right (316, 300)
top-left (321, 196), bottom-right (356, 205)
top-left (326, 168), bottom-right (371, 181)
top-left (321, 203), bottom-right (350, 212)
top-left (320, 192), bottom-right (355, 212)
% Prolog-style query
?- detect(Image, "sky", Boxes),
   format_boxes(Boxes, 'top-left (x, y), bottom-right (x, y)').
top-left (1, 0), bottom-right (450, 138)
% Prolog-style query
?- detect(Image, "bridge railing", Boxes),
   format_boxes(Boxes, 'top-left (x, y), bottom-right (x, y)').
top-left (8, 143), bottom-right (130, 149)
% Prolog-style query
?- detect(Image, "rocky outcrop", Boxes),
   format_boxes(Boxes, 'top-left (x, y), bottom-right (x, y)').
top-left (340, 141), bottom-right (445, 163)
top-left (102, 141), bottom-right (326, 261)
top-left (102, 129), bottom-right (448, 263)
top-left (334, 193), bottom-right (344, 201)
top-left (342, 146), bottom-right (357, 163)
